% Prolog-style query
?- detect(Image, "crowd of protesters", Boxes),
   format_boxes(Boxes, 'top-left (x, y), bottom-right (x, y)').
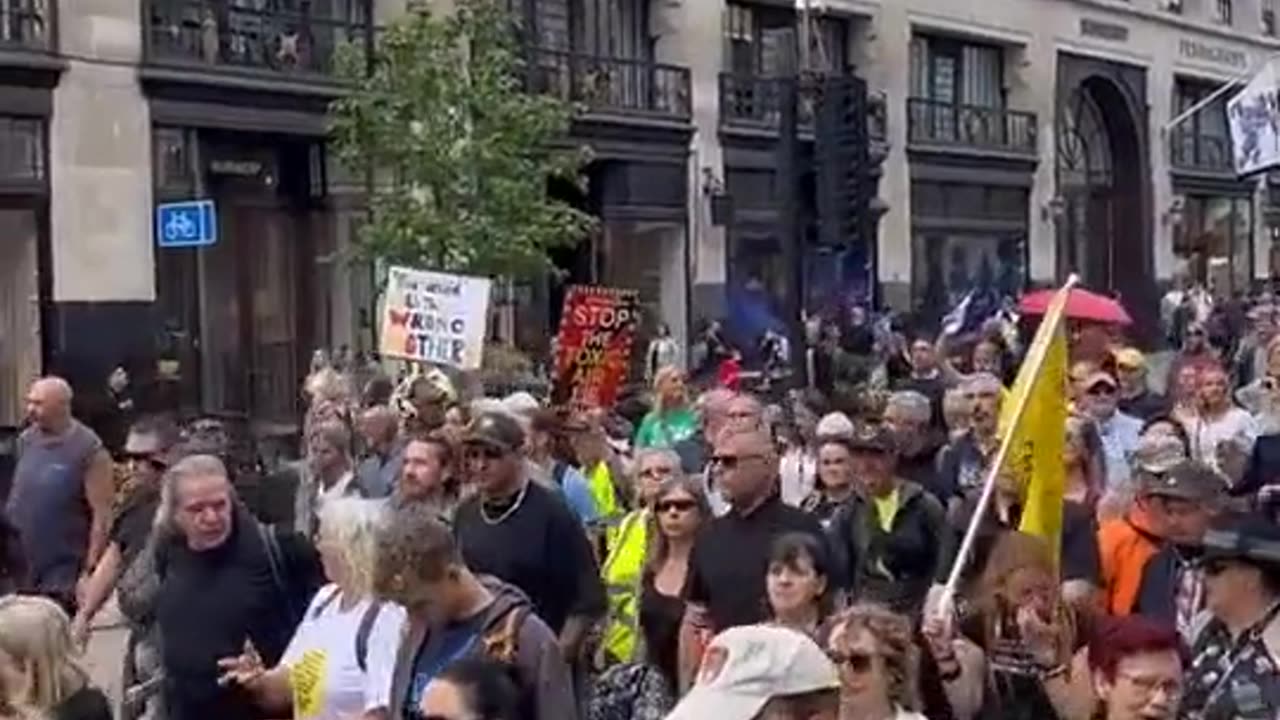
top-left (1, 289), bottom-right (1280, 720)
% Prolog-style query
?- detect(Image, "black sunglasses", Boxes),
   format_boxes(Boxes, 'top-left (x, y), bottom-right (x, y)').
top-left (464, 445), bottom-right (506, 461)
top-left (123, 452), bottom-right (167, 470)
top-left (1087, 384), bottom-right (1117, 396)
top-left (829, 650), bottom-right (876, 674)
top-left (656, 499), bottom-right (697, 514)
top-left (1204, 559), bottom-right (1233, 576)
top-left (709, 453), bottom-right (762, 470)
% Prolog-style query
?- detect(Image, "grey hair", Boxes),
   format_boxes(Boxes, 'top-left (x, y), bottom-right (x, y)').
top-left (154, 454), bottom-right (232, 534)
top-left (885, 391), bottom-right (931, 422)
top-left (964, 372), bottom-right (1003, 394)
top-left (632, 448), bottom-right (682, 484)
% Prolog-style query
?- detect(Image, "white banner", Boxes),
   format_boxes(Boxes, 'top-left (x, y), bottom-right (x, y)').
top-left (1228, 59), bottom-right (1280, 176)
top-left (380, 266), bottom-right (491, 370)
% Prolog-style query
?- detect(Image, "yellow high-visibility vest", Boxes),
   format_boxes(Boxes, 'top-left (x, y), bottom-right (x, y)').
top-left (588, 461), bottom-right (621, 519)
top-left (599, 508), bottom-right (648, 665)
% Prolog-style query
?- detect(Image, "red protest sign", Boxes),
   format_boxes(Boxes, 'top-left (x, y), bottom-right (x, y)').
top-left (552, 285), bottom-right (640, 409)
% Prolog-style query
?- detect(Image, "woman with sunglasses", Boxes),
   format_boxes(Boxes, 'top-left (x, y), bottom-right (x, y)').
top-left (766, 532), bottom-right (834, 640)
top-left (70, 415), bottom-right (179, 649)
top-left (598, 449), bottom-right (683, 668)
top-left (826, 603), bottom-right (928, 720)
top-left (642, 475), bottom-right (711, 693)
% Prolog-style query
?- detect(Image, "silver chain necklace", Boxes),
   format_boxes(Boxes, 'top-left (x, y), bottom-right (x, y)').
top-left (479, 481), bottom-right (529, 525)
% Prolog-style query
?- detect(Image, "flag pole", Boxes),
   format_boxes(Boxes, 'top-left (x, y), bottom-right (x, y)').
top-left (1163, 51), bottom-right (1280, 133)
top-left (935, 273), bottom-right (1079, 619)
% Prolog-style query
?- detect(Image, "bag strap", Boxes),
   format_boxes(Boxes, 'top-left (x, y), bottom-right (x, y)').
top-left (482, 605), bottom-right (527, 666)
top-left (312, 585), bottom-right (342, 620)
top-left (552, 461), bottom-right (569, 488)
top-left (355, 601), bottom-right (384, 673)
top-left (257, 523), bottom-right (300, 622)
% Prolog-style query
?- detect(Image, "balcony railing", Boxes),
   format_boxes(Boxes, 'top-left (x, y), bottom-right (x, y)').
top-left (0, 0), bottom-right (52, 51)
top-left (1171, 131), bottom-right (1232, 173)
top-left (146, 0), bottom-right (368, 78)
top-left (524, 47), bottom-right (691, 121)
top-left (720, 74), bottom-right (889, 143)
top-left (907, 97), bottom-right (1037, 155)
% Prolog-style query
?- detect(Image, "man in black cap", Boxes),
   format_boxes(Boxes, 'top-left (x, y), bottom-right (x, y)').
top-left (1180, 513), bottom-right (1280, 720)
top-left (1131, 459), bottom-right (1224, 636)
top-left (452, 412), bottom-right (606, 662)
top-left (827, 422), bottom-right (947, 617)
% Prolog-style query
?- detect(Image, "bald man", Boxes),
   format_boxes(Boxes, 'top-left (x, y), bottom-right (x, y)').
top-left (681, 428), bottom-right (829, 640)
top-left (5, 377), bottom-right (114, 614)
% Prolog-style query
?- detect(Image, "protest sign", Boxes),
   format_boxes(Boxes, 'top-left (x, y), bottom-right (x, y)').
top-left (380, 266), bottom-right (491, 370)
top-left (553, 285), bottom-right (640, 408)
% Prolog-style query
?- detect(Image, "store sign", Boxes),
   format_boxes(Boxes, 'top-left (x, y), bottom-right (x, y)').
top-left (209, 159), bottom-right (264, 177)
top-left (1179, 38), bottom-right (1248, 69)
top-left (1080, 18), bottom-right (1128, 42)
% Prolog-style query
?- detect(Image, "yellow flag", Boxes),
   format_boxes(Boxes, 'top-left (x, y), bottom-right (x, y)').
top-left (1001, 283), bottom-right (1071, 564)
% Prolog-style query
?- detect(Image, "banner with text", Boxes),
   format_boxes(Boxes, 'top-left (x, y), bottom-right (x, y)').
top-left (380, 266), bottom-right (491, 370)
top-left (553, 285), bottom-right (640, 408)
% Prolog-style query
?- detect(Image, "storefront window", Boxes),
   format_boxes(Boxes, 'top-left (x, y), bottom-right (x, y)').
top-left (1176, 194), bottom-right (1254, 293)
top-left (912, 232), bottom-right (1026, 319)
top-left (598, 219), bottom-right (686, 377)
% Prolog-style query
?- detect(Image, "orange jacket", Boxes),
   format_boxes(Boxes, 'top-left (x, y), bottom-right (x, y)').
top-left (1098, 507), bottom-right (1163, 615)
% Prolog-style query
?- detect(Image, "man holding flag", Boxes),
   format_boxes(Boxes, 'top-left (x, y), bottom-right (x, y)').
top-left (933, 277), bottom-right (1102, 610)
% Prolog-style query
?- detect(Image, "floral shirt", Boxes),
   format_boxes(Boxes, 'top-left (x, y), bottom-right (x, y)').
top-left (1180, 609), bottom-right (1280, 720)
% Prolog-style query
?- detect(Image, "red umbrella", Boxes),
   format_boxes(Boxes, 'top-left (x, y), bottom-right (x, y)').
top-left (1018, 287), bottom-right (1133, 325)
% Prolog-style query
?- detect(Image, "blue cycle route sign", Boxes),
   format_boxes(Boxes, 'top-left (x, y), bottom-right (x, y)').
top-left (156, 199), bottom-right (217, 248)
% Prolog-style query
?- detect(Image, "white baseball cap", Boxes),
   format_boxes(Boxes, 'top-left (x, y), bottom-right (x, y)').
top-left (665, 625), bottom-right (840, 720)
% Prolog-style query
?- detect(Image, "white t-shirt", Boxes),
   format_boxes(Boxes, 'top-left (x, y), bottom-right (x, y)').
top-left (1188, 408), bottom-right (1258, 477)
top-left (281, 584), bottom-right (407, 720)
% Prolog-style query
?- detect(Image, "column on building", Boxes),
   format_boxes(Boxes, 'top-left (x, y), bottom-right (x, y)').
top-left (48, 0), bottom-right (155, 400)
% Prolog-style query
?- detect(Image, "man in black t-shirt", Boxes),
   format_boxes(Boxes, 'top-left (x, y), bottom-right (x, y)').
top-left (685, 428), bottom-right (828, 633)
top-left (453, 412), bottom-right (605, 661)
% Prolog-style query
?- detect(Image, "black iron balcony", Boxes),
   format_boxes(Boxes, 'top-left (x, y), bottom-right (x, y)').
top-left (145, 0), bottom-right (368, 78)
top-left (524, 47), bottom-right (691, 121)
top-left (907, 97), bottom-right (1037, 155)
top-left (0, 0), bottom-right (52, 52)
top-left (720, 74), bottom-right (813, 130)
top-left (1171, 131), bottom-right (1232, 173)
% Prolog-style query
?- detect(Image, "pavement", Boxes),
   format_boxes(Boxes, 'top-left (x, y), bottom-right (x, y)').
top-left (81, 596), bottom-right (129, 711)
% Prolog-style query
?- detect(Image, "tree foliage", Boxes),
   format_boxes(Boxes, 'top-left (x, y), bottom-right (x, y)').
top-left (329, 0), bottom-right (594, 278)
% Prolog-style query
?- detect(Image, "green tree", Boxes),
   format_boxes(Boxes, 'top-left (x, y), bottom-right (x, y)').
top-left (329, 0), bottom-right (594, 277)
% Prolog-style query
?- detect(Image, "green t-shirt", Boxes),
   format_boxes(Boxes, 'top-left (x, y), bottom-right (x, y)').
top-left (634, 406), bottom-right (699, 449)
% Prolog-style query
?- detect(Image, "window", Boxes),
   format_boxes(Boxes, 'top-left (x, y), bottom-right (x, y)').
top-left (1175, 195), bottom-right (1253, 293)
top-left (1264, 1), bottom-right (1276, 35)
top-left (573, 0), bottom-right (650, 60)
top-left (909, 35), bottom-right (1003, 108)
top-left (723, 3), bottom-right (849, 75)
top-left (1172, 79), bottom-right (1231, 170)
top-left (1215, 0), bottom-right (1233, 24)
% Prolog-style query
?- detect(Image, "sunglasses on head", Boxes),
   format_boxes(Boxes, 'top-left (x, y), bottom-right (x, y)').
top-left (656, 498), bottom-right (697, 514)
top-left (464, 445), bottom-right (506, 461)
top-left (1087, 384), bottom-right (1116, 396)
top-left (829, 650), bottom-right (876, 674)
top-left (639, 466), bottom-right (676, 480)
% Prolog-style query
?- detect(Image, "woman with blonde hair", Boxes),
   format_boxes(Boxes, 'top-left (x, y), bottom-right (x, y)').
top-left (218, 498), bottom-right (406, 720)
top-left (635, 365), bottom-right (698, 450)
top-left (826, 602), bottom-right (925, 720)
top-left (921, 531), bottom-right (1094, 720)
top-left (0, 595), bottom-right (110, 720)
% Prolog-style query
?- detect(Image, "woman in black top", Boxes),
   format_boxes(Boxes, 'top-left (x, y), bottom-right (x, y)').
top-left (0, 595), bottom-right (112, 720)
top-left (639, 475), bottom-right (711, 692)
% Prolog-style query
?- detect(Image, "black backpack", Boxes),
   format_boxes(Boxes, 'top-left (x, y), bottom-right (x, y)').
top-left (309, 586), bottom-right (385, 672)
